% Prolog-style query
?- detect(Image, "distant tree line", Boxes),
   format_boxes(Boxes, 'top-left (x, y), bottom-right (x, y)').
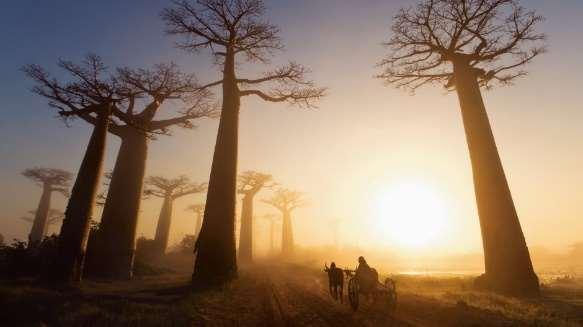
top-left (3, 0), bottom-right (545, 298)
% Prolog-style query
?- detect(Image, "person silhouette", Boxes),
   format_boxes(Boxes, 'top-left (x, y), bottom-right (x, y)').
top-left (356, 256), bottom-right (376, 292)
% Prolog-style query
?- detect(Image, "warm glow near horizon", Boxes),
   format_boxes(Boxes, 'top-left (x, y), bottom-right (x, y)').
top-left (369, 180), bottom-right (450, 249)
top-left (2, 1), bottom-right (583, 269)
top-left (4, 2), bottom-right (583, 323)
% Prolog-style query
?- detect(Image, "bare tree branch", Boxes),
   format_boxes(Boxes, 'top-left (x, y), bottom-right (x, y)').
top-left (262, 188), bottom-right (306, 214)
top-left (19, 209), bottom-right (64, 226)
top-left (23, 54), bottom-right (135, 136)
top-left (237, 171), bottom-right (275, 196)
top-left (22, 168), bottom-right (72, 190)
top-left (377, 0), bottom-right (546, 91)
top-left (240, 87), bottom-right (325, 108)
top-left (144, 175), bottom-right (207, 199)
top-left (110, 63), bottom-right (216, 136)
top-left (163, 0), bottom-right (325, 109)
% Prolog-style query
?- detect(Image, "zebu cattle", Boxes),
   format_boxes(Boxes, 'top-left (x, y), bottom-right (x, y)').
top-left (324, 262), bottom-right (344, 303)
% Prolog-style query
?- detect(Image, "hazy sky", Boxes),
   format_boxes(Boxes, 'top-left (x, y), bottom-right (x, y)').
top-left (1, 1), bottom-right (583, 258)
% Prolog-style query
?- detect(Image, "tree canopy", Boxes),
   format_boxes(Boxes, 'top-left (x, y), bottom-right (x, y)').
top-left (22, 168), bottom-right (72, 195)
top-left (163, 0), bottom-right (326, 107)
top-left (20, 209), bottom-right (64, 225)
top-left (377, 0), bottom-right (546, 90)
top-left (23, 54), bottom-right (217, 137)
top-left (262, 188), bottom-right (305, 213)
top-left (237, 171), bottom-right (275, 196)
top-left (144, 176), bottom-right (207, 199)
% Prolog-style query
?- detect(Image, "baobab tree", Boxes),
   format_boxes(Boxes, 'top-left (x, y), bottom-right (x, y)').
top-left (261, 213), bottom-right (279, 255)
top-left (163, 0), bottom-right (325, 285)
top-left (93, 63), bottom-right (215, 279)
top-left (24, 55), bottom-right (138, 282)
top-left (144, 176), bottom-right (207, 256)
top-left (20, 209), bottom-right (64, 235)
top-left (237, 171), bottom-right (275, 262)
top-left (22, 168), bottom-right (71, 244)
top-left (378, 0), bottom-right (545, 295)
top-left (185, 203), bottom-right (205, 239)
top-left (262, 189), bottom-right (305, 256)
top-left (94, 171), bottom-right (113, 207)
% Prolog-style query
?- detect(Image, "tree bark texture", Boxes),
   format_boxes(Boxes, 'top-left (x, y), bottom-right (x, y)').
top-left (51, 106), bottom-right (110, 282)
top-left (92, 129), bottom-right (148, 279)
top-left (454, 60), bottom-right (539, 295)
top-left (153, 196), bottom-right (174, 256)
top-left (281, 211), bottom-right (294, 256)
top-left (238, 195), bottom-right (253, 262)
top-left (29, 184), bottom-right (52, 244)
top-left (192, 49), bottom-right (239, 286)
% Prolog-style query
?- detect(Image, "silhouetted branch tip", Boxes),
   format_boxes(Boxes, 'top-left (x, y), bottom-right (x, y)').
top-left (237, 171), bottom-right (275, 195)
top-left (163, 0), bottom-right (282, 63)
top-left (145, 175), bottom-right (207, 199)
top-left (262, 188), bottom-right (306, 213)
top-left (377, 0), bottom-right (546, 91)
top-left (22, 167), bottom-right (72, 190)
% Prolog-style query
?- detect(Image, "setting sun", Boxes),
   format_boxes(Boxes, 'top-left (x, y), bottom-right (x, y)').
top-left (371, 181), bottom-right (449, 249)
top-left (3, 0), bottom-right (583, 324)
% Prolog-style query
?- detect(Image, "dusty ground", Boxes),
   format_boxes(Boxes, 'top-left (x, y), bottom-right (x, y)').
top-left (1, 263), bottom-right (583, 326)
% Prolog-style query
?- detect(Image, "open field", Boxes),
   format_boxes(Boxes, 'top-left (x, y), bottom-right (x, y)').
top-left (2, 263), bottom-right (583, 326)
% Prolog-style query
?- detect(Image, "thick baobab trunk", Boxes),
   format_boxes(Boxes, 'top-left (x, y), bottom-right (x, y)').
top-left (238, 195), bottom-right (253, 262)
top-left (193, 49), bottom-right (239, 286)
top-left (454, 60), bottom-right (539, 295)
top-left (153, 196), bottom-right (174, 256)
top-left (281, 211), bottom-right (294, 256)
top-left (195, 213), bottom-right (203, 238)
top-left (92, 129), bottom-right (148, 279)
top-left (29, 184), bottom-right (52, 244)
top-left (51, 106), bottom-right (110, 282)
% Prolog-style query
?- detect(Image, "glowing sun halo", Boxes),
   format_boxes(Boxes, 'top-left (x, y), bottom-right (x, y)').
top-left (371, 181), bottom-right (449, 249)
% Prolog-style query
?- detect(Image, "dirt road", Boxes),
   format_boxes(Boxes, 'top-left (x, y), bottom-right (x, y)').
top-left (206, 264), bottom-right (519, 327)
top-left (257, 264), bottom-right (402, 326)
top-left (7, 263), bottom-right (575, 326)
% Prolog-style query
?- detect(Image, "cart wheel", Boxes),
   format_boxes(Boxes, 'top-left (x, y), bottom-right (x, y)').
top-left (384, 278), bottom-right (397, 312)
top-left (348, 277), bottom-right (359, 311)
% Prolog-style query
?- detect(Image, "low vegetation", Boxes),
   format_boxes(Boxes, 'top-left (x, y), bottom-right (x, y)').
top-left (1, 264), bottom-right (583, 326)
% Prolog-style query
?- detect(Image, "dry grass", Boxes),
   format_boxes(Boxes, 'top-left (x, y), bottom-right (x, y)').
top-left (0, 271), bottom-right (272, 327)
top-left (0, 278), bottom-right (192, 326)
top-left (392, 274), bottom-right (583, 326)
top-left (2, 269), bottom-right (583, 326)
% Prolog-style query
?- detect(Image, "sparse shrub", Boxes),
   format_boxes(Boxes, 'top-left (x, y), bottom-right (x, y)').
top-left (132, 237), bottom-right (173, 277)
top-left (135, 237), bottom-right (159, 261)
top-left (0, 235), bottom-right (59, 278)
top-left (175, 234), bottom-right (196, 255)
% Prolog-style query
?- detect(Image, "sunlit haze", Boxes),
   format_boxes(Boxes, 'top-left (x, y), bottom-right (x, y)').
top-left (369, 180), bottom-right (450, 249)
top-left (2, 0), bottom-right (583, 269)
